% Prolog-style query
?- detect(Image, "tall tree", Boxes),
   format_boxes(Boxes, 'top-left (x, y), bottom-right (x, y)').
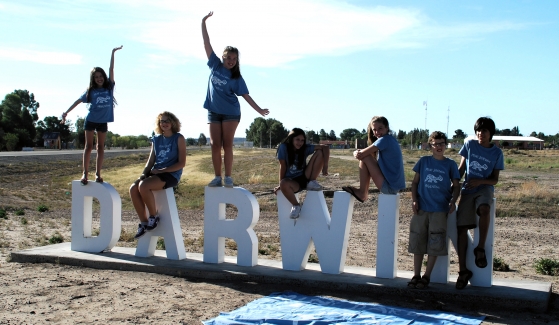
top-left (319, 129), bottom-right (327, 141)
top-left (453, 129), bottom-right (467, 140)
top-left (328, 130), bottom-right (337, 141)
top-left (339, 128), bottom-right (360, 141)
top-left (198, 133), bottom-right (207, 146)
top-left (0, 90), bottom-right (40, 149)
top-left (245, 117), bottom-right (287, 148)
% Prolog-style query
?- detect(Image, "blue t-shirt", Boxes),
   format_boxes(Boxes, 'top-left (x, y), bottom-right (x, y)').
top-left (78, 81), bottom-right (115, 123)
top-left (459, 139), bottom-right (505, 194)
top-left (277, 143), bottom-right (315, 179)
top-left (203, 52), bottom-right (249, 115)
top-left (374, 134), bottom-right (406, 191)
top-left (152, 133), bottom-right (183, 181)
top-left (413, 156), bottom-right (460, 212)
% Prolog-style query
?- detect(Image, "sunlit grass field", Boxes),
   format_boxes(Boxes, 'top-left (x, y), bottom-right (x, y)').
top-left (1, 147), bottom-right (558, 218)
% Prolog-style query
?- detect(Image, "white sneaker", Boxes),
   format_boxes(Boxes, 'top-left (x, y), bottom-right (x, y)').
top-left (289, 205), bottom-right (301, 219)
top-left (306, 180), bottom-right (323, 191)
top-left (146, 215), bottom-right (160, 231)
top-left (224, 176), bottom-right (234, 188)
top-left (208, 176), bottom-right (223, 187)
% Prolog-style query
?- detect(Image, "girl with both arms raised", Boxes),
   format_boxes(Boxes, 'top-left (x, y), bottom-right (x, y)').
top-left (202, 11), bottom-right (270, 188)
top-left (61, 46), bottom-right (123, 185)
top-left (342, 116), bottom-right (405, 201)
top-left (130, 112), bottom-right (186, 239)
top-left (274, 128), bottom-right (330, 219)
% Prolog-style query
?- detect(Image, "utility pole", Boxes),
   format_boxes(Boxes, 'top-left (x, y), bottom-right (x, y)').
top-left (423, 100), bottom-right (428, 131)
top-left (447, 105), bottom-right (450, 137)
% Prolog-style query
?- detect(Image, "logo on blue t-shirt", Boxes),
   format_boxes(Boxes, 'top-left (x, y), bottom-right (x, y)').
top-left (470, 160), bottom-right (488, 171)
top-left (96, 96), bottom-right (111, 104)
top-left (424, 174), bottom-right (443, 183)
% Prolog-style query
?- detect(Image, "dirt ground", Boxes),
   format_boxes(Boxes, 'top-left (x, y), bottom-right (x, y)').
top-left (1, 151), bottom-right (558, 324)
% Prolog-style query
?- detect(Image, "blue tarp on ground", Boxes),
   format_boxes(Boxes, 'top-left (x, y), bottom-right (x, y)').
top-left (204, 292), bottom-right (485, 325)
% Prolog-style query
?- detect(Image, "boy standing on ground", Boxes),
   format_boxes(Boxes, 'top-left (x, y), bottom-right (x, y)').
top-left (455, 117), bottom-right (504, 290)
top-left (408, 131), bottom-right (460, 289)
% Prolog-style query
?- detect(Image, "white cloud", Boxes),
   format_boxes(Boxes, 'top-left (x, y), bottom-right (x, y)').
top-left (0, 48), bottom-right (82, 65)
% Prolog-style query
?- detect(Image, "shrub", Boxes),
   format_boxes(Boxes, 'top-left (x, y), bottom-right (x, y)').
top-left (156, 237), bottom-right (165, 250)
top-left (15, 209), bottom-right (25, 216)
top-left (493, 257), bottom-right (510, 271)
top-left (37, 205), bottom-right (49, 212)
top-left (0, 209), bottom-right (6, 219)
top-left (308, 254), bottom-right (319, 263)
top-left (534, 258), bottom-right (559, 276)
top-left (48, 233), bottom-right (64, 244)
top-left (20, 217), bottom-right (28, 225)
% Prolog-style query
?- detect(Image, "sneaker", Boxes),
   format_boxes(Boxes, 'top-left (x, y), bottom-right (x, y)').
top-left (134, 224), bottom-right (146, 239)
top-left (306, 180), bottom-right (323, 191)
top-left (208, 176), bottom-right (223, 187)
top-left (224, 176), bottom-right (234, 188)
top-left (146, 215), bottom-right (160, 231)
top-left (289, 205), bottom-right (302, 219)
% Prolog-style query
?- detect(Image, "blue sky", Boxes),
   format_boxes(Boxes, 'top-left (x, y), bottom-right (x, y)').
top-left (1, 0), bottom-right (558, 139)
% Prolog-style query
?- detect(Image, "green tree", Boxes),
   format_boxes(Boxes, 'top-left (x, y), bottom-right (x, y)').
top-left (198, 133), bottom-right (207, 146)
top-left (319, 129), bottom-right (327, 141)
top-left (340, 128), bottom-right (360, 141)
top-left (328, 130), bottom-right (337, 141)
top-left (4, 133), bottom-right (19, 151)
top-left (186, 138), bottom-right (197, 146)
top-left (0, 90), bottom-right (40, 149)
top-left (453, 129), bottom-right (467, 140)
top-left (35, 116), bottom-right (72, 146)
top-left (245, 117), bottom-right (287, 148)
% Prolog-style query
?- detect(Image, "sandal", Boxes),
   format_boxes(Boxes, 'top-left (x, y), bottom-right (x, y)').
top-left (95, 174), bottom-right (104, 183)
top-left (408, 275), bottom-right (421, 288)
top-left (474, 247), bottom-right (488, 268)
top-left (416, 275), bottom-right (430, 289)
top-left (342, 186), bottom-right (365, 203)
top-left (80, 172), bottom-right (88, 185)
top-left (456, 269), bottom-right (473, 290)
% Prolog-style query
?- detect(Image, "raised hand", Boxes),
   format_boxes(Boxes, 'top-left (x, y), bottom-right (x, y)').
top-left (203, 11), bottom-right (213, 22)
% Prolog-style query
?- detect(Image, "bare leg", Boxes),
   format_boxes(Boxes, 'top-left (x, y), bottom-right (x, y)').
top-left (95, 131), bottom-right (107, 178)
top-left (476, 204), bottom-right (491, 249)
top-left (413, 254), bottom-right (423, 277)
top-left (221, 121), bottom-right (239, 177)
top-left (129, 180), bottom-right (148, 222)
top-left (424, 255), bottom-right (438, 278)
top-left (457, 226), bottom-right (469, 272)
top-left (305, 150), bottom-right (324, 180)
top-left (279, 179), bottom-right (301, 206)
top-left (138, 176), bottom-right (166, 217)
top-left (209, 123), bottom-right (223, 177)
top-left (346, 155), bottom-right (384, 201)
top-left (83, 130), bottom-right (95, 176)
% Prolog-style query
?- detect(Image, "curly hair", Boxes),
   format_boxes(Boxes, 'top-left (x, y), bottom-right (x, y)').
top-left (154, 111), bottom-right (181, 134)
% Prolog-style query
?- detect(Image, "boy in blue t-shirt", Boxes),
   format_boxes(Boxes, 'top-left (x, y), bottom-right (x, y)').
top-left (408, 131), bottom-right (460, 289)
top-left (455, 117), bottom-right (504, 290)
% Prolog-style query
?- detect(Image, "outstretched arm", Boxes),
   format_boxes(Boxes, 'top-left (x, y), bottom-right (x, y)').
top-left (202, 12), bottom-right (214, 59)
top-left (60, 99), bottom-right (83, 124)
top-left (109, 45), bottom-right (123, 83)
top-left (241, 94), bottom-right (269, 117)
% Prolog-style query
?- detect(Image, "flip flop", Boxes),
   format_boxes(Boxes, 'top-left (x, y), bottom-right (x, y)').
top-left (474, 247), bottom-right (488, 268)
top-left (342, 186), bottom-right (364, 203)
top-left (95, 174), bottom-right (104, 183)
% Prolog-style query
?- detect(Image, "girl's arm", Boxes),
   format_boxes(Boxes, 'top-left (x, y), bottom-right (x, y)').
top-left (202, 12), bottom-right (214, 59)
top-left (315, 144), bottom-right (330, 175)
top-left (241, 94), bottom-right (269, 117)
top-left (109, 45), bottom-right (123, 83)
top-left (151, 135), bottom-right (187, 174)
top-left (353, 143), bottom-right (378, 160)
top-left (273, 159), bottom-right (288, 194)
top-left (60, 99), bottom-right (83, 124)
top-left (411, 172), bottom-right (420, 214)
top-left (140, 144), bottom-right (157, 179)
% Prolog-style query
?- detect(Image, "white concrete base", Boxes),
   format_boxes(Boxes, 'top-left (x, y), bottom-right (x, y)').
top-left (277, 190), bottom-right (354, 274)
top-left (71, 180), bottom-right (121, 253)
top-left (135, 188), bottom-right (186, 260)
top-left (376, 193), bottom-right (400, 279)
top-left (203, 186), bottom-right (259, 267)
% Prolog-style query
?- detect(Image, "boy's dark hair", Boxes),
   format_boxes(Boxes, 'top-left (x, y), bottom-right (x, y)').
top-left (428, 131), bottom-right (447, 146)
top-left (277, 128), bottom-right (307, 170)
top-left (223, 46), bottom-right (241, 79)
top-left (474, 117), bottom-right (496, 141)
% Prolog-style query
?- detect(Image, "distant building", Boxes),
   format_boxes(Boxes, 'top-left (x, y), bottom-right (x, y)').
top-left (43, 132), bottom-right (61, 149)
top-left (319, 140), bottom-right (350, 149)
top-left (463, 135), bottom-right (544, 150)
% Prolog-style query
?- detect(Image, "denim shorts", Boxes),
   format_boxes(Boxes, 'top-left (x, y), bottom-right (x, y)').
top-left (380, 180), bottom-right (400, 194)
top-left (84, 120), bottom-right (108, 132)
top-left (208, 110), bottom-right (241, 123)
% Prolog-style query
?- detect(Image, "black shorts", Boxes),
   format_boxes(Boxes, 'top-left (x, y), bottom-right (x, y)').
top-left (84, 120), bottom-right (108, 132)
top-left (289, 174), bottom-right (309, 193)
top-left (154, 173), bottom-right (179, 189)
